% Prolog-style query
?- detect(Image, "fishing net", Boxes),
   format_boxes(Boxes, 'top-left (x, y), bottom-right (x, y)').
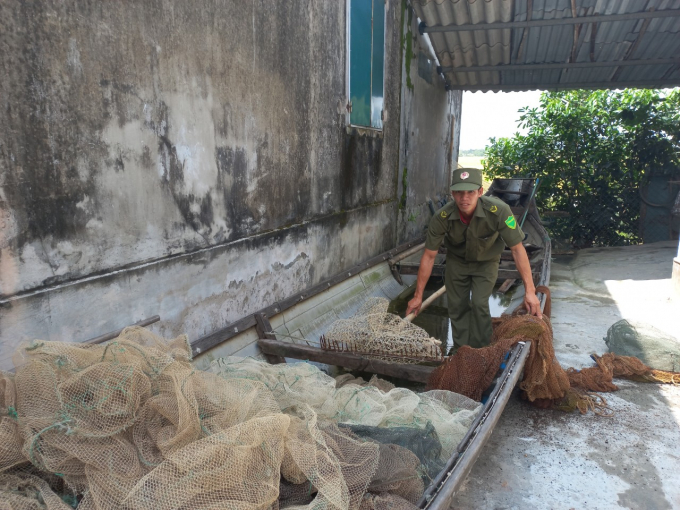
top-left (0, 468), bottom-right (74, 510)
top-left (0, 326), bottom-right (480, 509)
top-left (605, 319), bottom-right (680, 372)
top-left (209, 357), bottom-right (480, 459)
top-left (428, 289), bottom-right (680, 415)
top-left (320, 297), bottom-right (444, 363)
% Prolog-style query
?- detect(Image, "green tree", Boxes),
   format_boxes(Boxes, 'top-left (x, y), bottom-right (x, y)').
top-left (483, 89), bottom-right (680, 247)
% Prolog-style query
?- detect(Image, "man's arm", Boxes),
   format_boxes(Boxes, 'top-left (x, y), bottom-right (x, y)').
top-left (509, 243), bottom-right (542, 318)
top-left (405, 249), bottom-right (438, 317)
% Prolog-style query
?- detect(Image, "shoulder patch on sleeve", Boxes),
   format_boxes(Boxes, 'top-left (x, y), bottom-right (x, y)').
top-left (440, 210), bottom-right (448, 219)
top-left (481, 197), bottom-right (504, 215)
top-left (505, 215), bottom-right (517, 229)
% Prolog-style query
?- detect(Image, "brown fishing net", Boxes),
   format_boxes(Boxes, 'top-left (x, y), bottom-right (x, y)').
top-left (428, 286), bottom-right (680, 414)
top-left (427, 314), bottom-right (570, 403)
top-left (1, 326), bottom-right (480, 509)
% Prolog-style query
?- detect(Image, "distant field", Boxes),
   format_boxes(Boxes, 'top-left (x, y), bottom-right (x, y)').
top-left (457, 156), bottom-right (484, 169)
top-left (457, 156), bottom-right (494, 188)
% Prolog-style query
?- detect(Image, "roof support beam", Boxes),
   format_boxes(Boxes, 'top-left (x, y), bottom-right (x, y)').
top-left (421, 9), bottom-right (680, 33)
top-left (445, 79), bottom-right (680, 91)
top-left (439, 58), bottom-right (680, 73)
top-left (612, 9), bottom-right (654, 81)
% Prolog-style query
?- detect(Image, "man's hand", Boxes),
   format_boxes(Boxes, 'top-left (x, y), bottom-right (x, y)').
top-left (509, 243), bottom-right (543, 319)
top-left (405, 295), bottom-right (423, 318)
top-left (404, 249), bottom-right (438, 319)
top-left (524, 290), bottom-right (542, 318)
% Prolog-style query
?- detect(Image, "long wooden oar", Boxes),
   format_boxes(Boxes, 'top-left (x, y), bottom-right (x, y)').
top-left (404, 285), bottom-right (446, 322)
top-left (404, 285), bottom-right (446, 346)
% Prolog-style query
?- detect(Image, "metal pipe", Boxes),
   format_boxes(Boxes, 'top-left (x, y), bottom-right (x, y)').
top-left (520, 177), bottom-right (540, 229)
top-left (85, 316), bottom-right (161, 344)
top-left (439, 57), bottom-right (680, 73)
top-left (422, 9), bottom-right (680, 33)
top-left (444, 79), bottom-right (680, 92)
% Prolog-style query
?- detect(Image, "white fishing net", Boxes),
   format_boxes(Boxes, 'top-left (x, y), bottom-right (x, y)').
top-left (210, 357), bottom-right (480, 458)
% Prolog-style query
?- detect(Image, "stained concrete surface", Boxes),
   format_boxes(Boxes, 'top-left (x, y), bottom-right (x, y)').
top-left (0, 1), bottom-right (461, 368)
top-left (451, 241), bottom-right (680, 510)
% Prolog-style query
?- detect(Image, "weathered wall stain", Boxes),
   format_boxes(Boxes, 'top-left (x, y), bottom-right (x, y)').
top-left (1, 0), bottom-right (370, 295)
top-left (0, 0), bottom-right (457, 364)
top-left (396, 10), bottom-right (462, 244)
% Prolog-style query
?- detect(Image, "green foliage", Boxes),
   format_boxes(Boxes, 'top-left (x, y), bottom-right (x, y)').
top-left (483, 89), bottom-right (680, 247)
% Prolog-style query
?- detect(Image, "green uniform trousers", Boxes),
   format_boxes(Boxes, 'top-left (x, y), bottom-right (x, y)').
top-left (445, 256), bottom-right (499, 350)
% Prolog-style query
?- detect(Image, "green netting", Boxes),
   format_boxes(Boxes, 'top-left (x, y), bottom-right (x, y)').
top-left (605, 319), bottom-right (680, 372)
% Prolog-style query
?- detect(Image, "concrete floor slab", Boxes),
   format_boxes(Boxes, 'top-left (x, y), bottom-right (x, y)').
top-left (450, 241), bottom-right (680, 510)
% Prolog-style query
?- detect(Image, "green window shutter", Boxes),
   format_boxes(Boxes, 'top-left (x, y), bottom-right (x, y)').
top-left (349, 0), bottom-right (385, 129)
top-left (370, 0), bottom-right (385, 129)
top-left (350, 0), bottom-right (372, 127)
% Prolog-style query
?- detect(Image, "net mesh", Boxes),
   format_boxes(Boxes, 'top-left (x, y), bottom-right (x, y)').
top-left (604, 319), bottom-right (680, 372)
top-left (320, 298), bottom-right (443, 363)
top-left (428, 304), bottom-right (680, 414)
top-left (0, 326), bottom-right (480, 509)
top-left (209, 357), bottom-right (480, 459)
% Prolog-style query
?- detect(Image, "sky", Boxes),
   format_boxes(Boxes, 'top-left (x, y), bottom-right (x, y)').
top-left (458, 90), bottom-right (542, 151)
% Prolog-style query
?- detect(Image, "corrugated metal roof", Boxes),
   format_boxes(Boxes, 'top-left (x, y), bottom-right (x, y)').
top-left (412, 0), bottom-right (680, 91)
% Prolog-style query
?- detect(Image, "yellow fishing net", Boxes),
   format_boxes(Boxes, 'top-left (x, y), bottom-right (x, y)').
top-left (0, 327), bottom-right (480, 509)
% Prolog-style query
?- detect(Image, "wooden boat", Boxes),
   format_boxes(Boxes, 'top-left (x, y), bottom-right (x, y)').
top-left (186, 177), bottom-right (551, 509)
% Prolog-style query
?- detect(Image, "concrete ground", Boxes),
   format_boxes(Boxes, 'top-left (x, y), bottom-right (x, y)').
top-left (450, 241), bottom-right (680, 510)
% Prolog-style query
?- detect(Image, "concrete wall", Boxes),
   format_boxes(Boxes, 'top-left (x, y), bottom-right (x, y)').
top-left (396, 8), bottom-right (462, 243)
top-left (0, 0), bottom-right (458, 368)
top-left (674, 240), bottom-right (680, 300)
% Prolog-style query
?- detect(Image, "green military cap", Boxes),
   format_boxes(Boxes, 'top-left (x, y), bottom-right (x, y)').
top-left (450, 168), bottom-right (483, 191)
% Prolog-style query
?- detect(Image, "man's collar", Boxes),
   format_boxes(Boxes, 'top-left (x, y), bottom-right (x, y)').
top-left (473, 197), bottom-right (487, 218)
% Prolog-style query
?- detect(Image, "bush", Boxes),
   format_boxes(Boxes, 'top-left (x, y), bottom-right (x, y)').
top-left (483, 89), bottom-right (680, 247)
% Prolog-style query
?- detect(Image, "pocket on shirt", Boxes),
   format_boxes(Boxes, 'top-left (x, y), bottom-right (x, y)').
top-left (473, 233), bottom-right (499, 258)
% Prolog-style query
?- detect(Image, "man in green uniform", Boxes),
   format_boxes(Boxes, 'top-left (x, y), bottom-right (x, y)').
top-left (405, 168), bottom-right (541, 350)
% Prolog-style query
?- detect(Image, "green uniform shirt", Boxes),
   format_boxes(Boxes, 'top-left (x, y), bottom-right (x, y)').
top-left (425, 196), bottom-right (524, 263)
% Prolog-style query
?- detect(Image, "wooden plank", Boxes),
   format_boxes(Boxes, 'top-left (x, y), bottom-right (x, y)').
top-left (497, 269), bottom-right (539, 280)
top-left (399, 263), bottom-right (445, 276)
top-left (254, 314), bottom-right (285, 364)
top-left (191, 237), bottom-right (426, 357)
top-left (257, 339), bottom-right (435, 383)
top-left (398, 264), bottom-right (539, 282)
top-left (497, 279), bottom-right (516, 294)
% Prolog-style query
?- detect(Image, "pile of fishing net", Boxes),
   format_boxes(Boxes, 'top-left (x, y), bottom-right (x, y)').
top-left (209, 357), bottom-right (480, 465)
top-left (428, 310), bottom-right (680, 414)
top-left (320, 298), bottom-right (443, 363)
top-left (0, 327), bottom-right (480, 509)
top-left (605, 319), bottom-right (680, 373)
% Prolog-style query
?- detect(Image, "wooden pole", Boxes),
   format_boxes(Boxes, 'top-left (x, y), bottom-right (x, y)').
top-left (404, 285), bottom-right (446, 322)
